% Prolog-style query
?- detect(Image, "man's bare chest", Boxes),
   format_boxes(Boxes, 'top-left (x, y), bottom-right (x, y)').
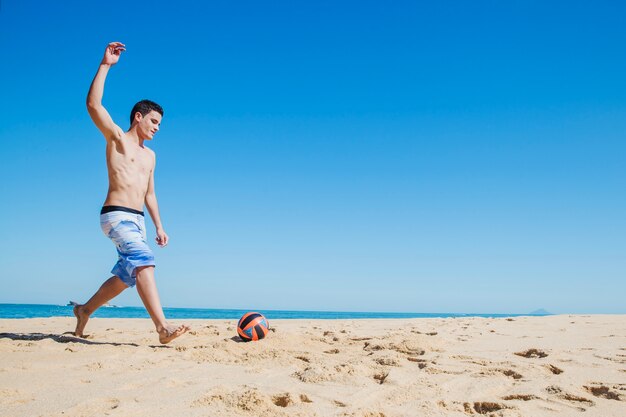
top-left (107, 143), bottom-right (153, 175)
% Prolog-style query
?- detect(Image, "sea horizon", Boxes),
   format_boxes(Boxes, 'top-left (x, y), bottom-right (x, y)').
top-left (0, 303), bottom-right (551, 320)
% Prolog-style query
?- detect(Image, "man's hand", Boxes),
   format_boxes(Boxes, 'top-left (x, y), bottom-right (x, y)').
top-left (156, 228), bottom-right (169, 247)
top-left (101, 42), bottom-right (126, 66)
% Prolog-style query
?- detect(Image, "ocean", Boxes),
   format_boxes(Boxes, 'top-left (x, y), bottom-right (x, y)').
top-left (0, 304), bottom-right (540, 320)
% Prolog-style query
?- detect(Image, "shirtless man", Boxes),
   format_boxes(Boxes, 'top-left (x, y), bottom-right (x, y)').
top-left (73, 42), bottom-right (189, 344)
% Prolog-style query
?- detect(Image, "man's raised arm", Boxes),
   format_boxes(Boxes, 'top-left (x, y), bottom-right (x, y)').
top-left (86, 42), bottom-right (126, 141)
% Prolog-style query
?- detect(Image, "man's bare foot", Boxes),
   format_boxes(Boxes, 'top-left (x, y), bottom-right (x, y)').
top-left (158, 323), bottom-right (190, 344)
top-left (73, 305), bottom-right (90, 337)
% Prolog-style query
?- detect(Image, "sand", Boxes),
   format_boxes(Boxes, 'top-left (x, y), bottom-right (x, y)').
top-left (0, 315), bottom-right (624, 417)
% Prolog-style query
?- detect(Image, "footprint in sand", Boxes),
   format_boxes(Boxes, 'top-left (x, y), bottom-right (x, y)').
top-left (272, 393), bottom-right (295, 407)
top-left (262, 391), bottom-right (309, 408)
top-left (479, 368), bottom-right (523, 380)
top-left (545, 385), bottom-right (562, 395)
top-left (438, 401), bottom-right (512, 415)
top-left (374, 357), bottom-right (400, 367)
top-left (350, 337), bottom-right (372, 342)
top-left (389, 340), bottom-right (426, 356)
top-left (584, 384), bottom-right (623, 401)
top-left (545, 364), bottom-right (563, 374)
top-left (545, 385), bottom-right (595, 410)
top-left (193, 387), bottom-right (312, 412)
top-left (593, 353), bottom-right (626, 364)
top-left (373, 370), bottom-right (390, 384)
top-left (196, 387), bottom-right (274, 411)
top-left (322, 331), bottom-right (340, 342)
top-left (500, 369), bottom-right (523, 379)
top-left (502, 394), bottom-right (539, 401)
top-left (470, 402), bottom-right (512, 415)
top-left (514, 348), bottom-right (548, 358)
top-left (559, 393), bottom-right (594, 406)
top-left (437, 400), bottom-right (461, 412)
top-left (363, 341), bottom-right (386, 352)
top-left (292, 364), bottom-right (339, 383)
top-left (406, 357), bottom-right (428, 368)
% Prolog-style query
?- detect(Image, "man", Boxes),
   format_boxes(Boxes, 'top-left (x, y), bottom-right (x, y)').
top-left (74, 42), bottom-right (189, 344)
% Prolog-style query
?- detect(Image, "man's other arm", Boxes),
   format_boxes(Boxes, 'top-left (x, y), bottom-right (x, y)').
top-left (145, 155), bottom-right (169, 247)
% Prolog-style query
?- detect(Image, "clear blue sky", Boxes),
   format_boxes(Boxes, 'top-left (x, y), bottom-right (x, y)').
top-left (1, 1), bottom-right (624, 314)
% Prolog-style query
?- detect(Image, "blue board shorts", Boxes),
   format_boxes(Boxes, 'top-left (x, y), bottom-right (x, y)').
top-left (100, 206), bottom-right (155, 287)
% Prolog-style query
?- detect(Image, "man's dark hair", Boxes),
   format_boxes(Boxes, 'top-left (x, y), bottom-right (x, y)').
top-left (130, 99), bottom-right (164, 126)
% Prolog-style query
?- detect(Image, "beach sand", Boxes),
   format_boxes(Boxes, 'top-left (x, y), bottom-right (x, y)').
top-left (0, 315), bottom-right (624, 416)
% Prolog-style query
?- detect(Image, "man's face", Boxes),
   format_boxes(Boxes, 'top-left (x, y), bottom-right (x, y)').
top-left (135, 110), bottom-right (162, 140)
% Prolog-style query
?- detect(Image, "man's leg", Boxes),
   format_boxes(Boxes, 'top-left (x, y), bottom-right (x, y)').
top-left (74, 276), bottom-right (128, 337)
top-left (135, 266), bottom-right (189, 344)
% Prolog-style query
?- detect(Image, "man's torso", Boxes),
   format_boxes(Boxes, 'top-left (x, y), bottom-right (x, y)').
top-left (104, 134), bottom-right (154, 211)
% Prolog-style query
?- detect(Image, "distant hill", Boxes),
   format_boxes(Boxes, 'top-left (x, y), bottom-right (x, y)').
top-left (528, 308), bottom-right (552, 315)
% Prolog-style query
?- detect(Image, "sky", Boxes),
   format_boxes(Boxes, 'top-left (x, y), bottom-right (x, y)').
top-left (0, 1), bottom-right (625, 314)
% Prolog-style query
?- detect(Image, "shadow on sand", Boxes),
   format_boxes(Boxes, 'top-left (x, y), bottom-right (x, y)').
top-left (230, 335), bottom-right (249, 343)
top-left (0, 332), bottom-right (142, 347)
